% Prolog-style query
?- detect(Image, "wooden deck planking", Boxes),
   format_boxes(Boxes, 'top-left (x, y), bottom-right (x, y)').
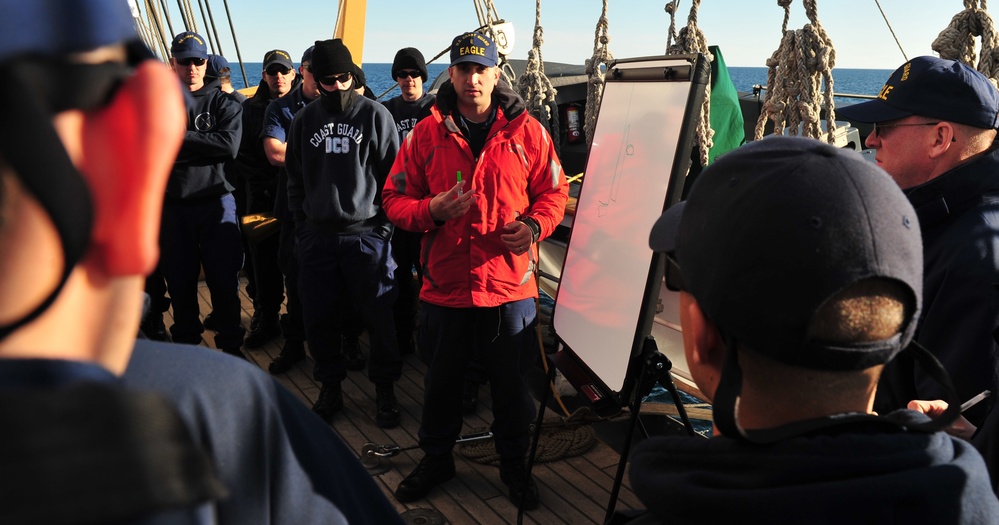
top-left (181, 278), bottom-right (642, 524)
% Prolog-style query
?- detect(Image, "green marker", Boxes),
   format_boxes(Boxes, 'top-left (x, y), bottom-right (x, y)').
top-left (457, 170), bottom-right (463, 195)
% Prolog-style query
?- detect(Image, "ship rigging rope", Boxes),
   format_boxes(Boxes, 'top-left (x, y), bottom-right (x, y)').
top-left (754, 0), bottom-right (838, 144)
top-left (665, 0), bottom-right (715, 166)
top-left (584, 0), bottom-right (613, 148)
top-left (179, 0), bottom-right (198, 32)
top-left (141, 0), bottom-right (171, 60)
top-left (517, 0), bottom-right (561, 156)
top-left (932, 0), bottom-right (999, 88)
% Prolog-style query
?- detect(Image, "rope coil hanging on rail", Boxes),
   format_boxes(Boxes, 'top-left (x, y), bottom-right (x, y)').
top-left (584, 0), bottom-right (614, 148)
top-left (754, 0), bottom-right (838, 144)
top-left (665, 0), bottom-right (714, 166)
top-left (933, 0), bottom-right (999, 88)
top-left (517, 0), bottom-right (561, 156)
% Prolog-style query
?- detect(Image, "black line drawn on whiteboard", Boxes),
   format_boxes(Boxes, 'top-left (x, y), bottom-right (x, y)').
top-left (597, 121), bottom-right (634, 217)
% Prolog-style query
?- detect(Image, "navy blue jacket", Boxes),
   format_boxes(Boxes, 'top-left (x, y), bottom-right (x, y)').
top-left (124, 340), bottom-right (405, 525)
top-left (286, 90), bottom-right (399, 236)
top-left (169, 78), bottom-right (243, 201)
top-left (0, 358), bottom-right (222, 524)
top-left (627, 411), bottom-right (999, 524)
top-left (877, 147), bottom-right (999, 428)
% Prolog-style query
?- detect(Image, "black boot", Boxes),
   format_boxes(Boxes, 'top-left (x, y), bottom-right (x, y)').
top-left (394, 453), bottom-right (456, 503)
top-left (343, 335), bottom-right (366, 370)
top-left (244, 313), bottom-right (280, 348)
top-left (268, 340), bottom-right (305, 374)
top-left (500, 457), bottom-right (540, 510)
top-left (375, 382), bottom-right (401, 428)
top-left (221, 347), bottom-right (247, 360)
top-left (140, 312), bottom-right (168, 341)
top-left (311, 382), bottom-right (343, 423)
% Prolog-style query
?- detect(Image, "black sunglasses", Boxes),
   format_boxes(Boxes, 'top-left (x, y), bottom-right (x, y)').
top-left (302, 64), bottom-right (312, 73)
top-left (266, 65), bottom-right (292, 76)
top-left (396, 70), bottom-right (421, 79)
top-left (320, 72), bottom-right (352, 85)
top-left (177, 57), bottom-right (206, 67)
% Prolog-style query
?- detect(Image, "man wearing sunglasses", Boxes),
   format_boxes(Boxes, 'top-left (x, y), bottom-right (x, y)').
top-left (162, 31), bottom-right (246, 358)
top-left (260, 45), bottom-right (318, 375)
top-left (838, 57), bottom-right (999, 461)
top-left (236, 49), bottom-right (300, 351)
top-left (382, 47), bottom-right (436, 360)
top-left (286, 39), bottom-right (403, 429)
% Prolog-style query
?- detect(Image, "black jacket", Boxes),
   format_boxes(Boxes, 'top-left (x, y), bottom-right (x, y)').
top-left (168, 78), bottom-right (242, 201)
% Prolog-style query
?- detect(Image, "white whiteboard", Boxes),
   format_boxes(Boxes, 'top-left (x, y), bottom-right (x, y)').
top-left (552, 58), bottom-right (697, 395)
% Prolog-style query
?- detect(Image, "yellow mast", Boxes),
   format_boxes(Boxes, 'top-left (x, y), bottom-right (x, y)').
top-left (333, 0), bottom-right (367, 65)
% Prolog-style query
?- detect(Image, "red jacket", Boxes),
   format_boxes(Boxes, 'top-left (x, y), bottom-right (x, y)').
top-left (382, 82), bottom-right (568, 308)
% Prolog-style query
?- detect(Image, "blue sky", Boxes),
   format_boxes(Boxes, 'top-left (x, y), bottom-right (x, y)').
top-left (147, 1), bottom-right (967, 69)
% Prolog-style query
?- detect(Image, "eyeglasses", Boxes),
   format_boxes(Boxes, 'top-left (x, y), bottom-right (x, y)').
top-left (320, 72), bottom-right (352, 85)
top-left (177, 57), bottom-right (206, 67)
top-left (872, 121), bottom-right (940, 138)
top-left (265, 65), bottom-right (292, 76)
top-left (396, 70), bottom-right (421, 79)
top-left (302, 64), bottom-right (312, 73)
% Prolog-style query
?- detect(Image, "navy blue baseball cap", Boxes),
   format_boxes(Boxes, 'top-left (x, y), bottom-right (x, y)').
top-left (836, 56), bottom-right (999, 129)
top-left (450, 31), bottom-right (498, 67)
top-left (650, 136), bottom-right (922, 371)
top-left (0, 0), bottom-right (137, 62)
top-left (206, 54), bottom-right (230, 78)
top-left (171, 31), bottom-right (208, 60)
top-left (301, 45), bottom-right (314, 65)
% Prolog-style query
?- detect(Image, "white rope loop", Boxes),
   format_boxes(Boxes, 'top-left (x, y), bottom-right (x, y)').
top-left (584, 0), bottom-right (614, 148)
top-left (754, 0), bottom-right (838, 144)
top-left (517, 0), bottom-right (559, 139)
top-left (932, 0), bottom-right (999, 88)
top-left (665, 0), bottom-right (715, 166)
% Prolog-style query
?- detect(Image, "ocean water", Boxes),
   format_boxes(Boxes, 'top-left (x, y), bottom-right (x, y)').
top-left (231, 62), bottom-right (449, 100)
top-left (232, 62), bottom-right (889, 109)
top-left (728, 66), bottom-right (893, 108)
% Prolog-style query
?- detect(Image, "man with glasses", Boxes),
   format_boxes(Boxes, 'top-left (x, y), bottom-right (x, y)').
top-left (260, 45), bottom-right (318, 374)
top-left (162, 31), bottom-right (245, 358)
top-left (838, 56), bottom-right (999, 458)
top-left (382, 47), bottom-right (436, 359)
top-left (236, 49), bottom-right (300, 351)
top-left (286, 39), bottom-right (403, 429)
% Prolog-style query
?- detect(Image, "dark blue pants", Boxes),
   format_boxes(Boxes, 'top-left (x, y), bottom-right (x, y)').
top-left (417, 298), bottom-right (538, 458)
top-left (246, 188), bottom-right (284, 319)
top-left (278, 220), bottom-right (305, 344)
top-left (160, 194), bottom-right (246, 350)
top-left (391, 228), bottom-right (423, 352)
top-left (297, 224), bottom-right (401, 384)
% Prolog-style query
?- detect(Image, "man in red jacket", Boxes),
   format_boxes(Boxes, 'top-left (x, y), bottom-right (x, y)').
top-left (382, 30), bottom-right (568, 510)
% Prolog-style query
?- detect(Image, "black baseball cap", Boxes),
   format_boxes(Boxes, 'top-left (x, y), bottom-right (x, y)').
top-left (650, 136), bottom-right (922, 371)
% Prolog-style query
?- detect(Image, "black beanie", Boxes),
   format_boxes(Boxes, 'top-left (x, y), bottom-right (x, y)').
top-left (311, 38), bottom-right (353, 80)
top-left (392, 47), bottom-right (428, 82)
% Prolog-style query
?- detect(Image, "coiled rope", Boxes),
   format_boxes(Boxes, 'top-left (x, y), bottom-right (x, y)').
top-left (665, 0), bottom-right (714, 166)
top-left (459, 417), bottom-right (596, 465)
top-left (933, 0), bottom-right (999, 88)
top-left (754, 0), bottom-right (838, 144)
top-left (584, 0), bottom-right (614, 148)
top-left (517, 0), bottom-right (561, 156)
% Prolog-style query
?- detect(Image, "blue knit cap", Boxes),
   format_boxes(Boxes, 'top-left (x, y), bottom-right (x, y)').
top-left (0, 0), bottom-right (137, 63)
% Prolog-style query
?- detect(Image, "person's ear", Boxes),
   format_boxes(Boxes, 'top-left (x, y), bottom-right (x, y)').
top-left (927, 122), bottom-right (957, 159)
top-left (79, 60), bottom-right (186, 276)
top-left (679, 291), bottom-right (726, 400)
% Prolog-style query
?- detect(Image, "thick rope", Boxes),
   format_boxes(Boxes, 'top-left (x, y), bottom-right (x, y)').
top-left (665, 0), bottom-right (714, 166)
top-left (932, 0), bottom-right (999, 88)
top-left (458, 417), bottom-right (596, 465)
top-left (180, 0), bottom-right (198, 32)
top-left (517, 0), bottom-right (561, 155)
top-left (143, 0), bottom-right (171, 60)
top-left (754, 0), bottom-right (838, 144)
top-left (584, 0), bottom-right (614, 148)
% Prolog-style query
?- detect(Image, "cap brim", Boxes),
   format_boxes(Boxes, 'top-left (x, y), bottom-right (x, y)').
top-left (836, 98), bottom-right (912, 124)
top-left (451, 56), bottom-right (497, 68)
top-left (649, 201), bottom-right (686, 254)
